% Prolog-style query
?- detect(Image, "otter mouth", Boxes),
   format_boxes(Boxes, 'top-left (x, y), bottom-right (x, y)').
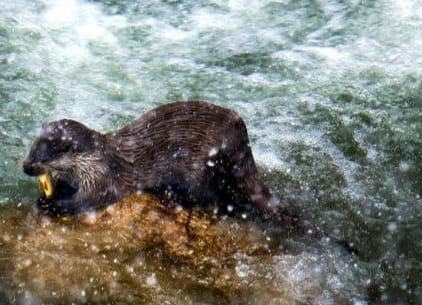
top-left (37, 172), bottom-right (79, 200)
top-left (39, 173), bottom-right (54, 198)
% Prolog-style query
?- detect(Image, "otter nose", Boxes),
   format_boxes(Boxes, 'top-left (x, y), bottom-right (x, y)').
top-left (23, 160), bottom-right (35, 176)
top-left (23, 160), bottom-right (42, 176)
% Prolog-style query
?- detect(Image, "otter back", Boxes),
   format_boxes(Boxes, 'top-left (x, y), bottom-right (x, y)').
top-left (109, 101), bottom-right (277, 214)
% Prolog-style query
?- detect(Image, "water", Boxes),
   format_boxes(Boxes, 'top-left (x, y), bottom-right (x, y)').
top-left (0, 0), bottom-right (421, 304)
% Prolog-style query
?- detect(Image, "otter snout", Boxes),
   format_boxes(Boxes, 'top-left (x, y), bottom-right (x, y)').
top-left (22, 159), bottom-right (46, 176)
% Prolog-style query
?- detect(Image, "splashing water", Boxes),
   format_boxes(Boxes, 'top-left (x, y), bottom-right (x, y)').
top-left (0, 0), bottom-right (421, 304)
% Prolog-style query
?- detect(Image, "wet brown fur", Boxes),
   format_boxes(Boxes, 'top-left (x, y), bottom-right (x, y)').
top-left (23, 101), bottom-right (278, 217)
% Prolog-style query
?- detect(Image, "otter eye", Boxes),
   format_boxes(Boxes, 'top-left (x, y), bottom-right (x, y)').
top-left (38, 138), bottom-right (71, 159)
top-left (71, 142), bottom-right (80, 152)
top-left (55, 140), bottom-right (72, 154)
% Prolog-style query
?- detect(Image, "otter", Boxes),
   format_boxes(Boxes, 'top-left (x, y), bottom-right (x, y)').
top-left (23, 101), bottom-right (280, 217)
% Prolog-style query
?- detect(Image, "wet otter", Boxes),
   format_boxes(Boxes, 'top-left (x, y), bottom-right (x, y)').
top-left (23, 101), bottom-right (280, 217)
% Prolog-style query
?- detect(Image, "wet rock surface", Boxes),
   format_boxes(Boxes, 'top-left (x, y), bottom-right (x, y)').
top-left (0, 194), bottom-right (302, 304)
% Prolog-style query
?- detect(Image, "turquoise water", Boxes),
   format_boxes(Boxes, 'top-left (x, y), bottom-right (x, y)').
top-left (0, 0), bottom-right (421, 304)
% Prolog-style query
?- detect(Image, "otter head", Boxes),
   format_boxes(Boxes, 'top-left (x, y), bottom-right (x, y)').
top-left (23, 119), bottom-right (109, 215)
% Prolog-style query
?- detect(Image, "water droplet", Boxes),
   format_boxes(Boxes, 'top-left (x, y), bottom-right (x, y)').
top-left (3, 234), bottom-right (10, 243)
top-left (90, 244), bottom-right (99, 253)
top-left (399, 161), bottom-right (410, 172)
top-left (146, 273), bottom-right (157, 286)
top-left (23, 259), bottom-right (32, 267)
top-left (312, 264), bottom-right (322, 278)
top-left (206, 160), bottom-right (215, 167)
top-left (208, 147), bottom-right (218, 157)
top-left (235, 264), bottom-right (249, 278)
top-left (306, 101), bottom-right (316, 112)
top-left (227, 205), bottom-right (234, 212)
top-left (81, 211), bottom-right (97, 224)
top-left (387, 222), bottom-right (397, 232)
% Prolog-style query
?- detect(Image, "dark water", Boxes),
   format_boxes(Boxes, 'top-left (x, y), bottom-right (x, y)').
top-left (0, 0), bottom-right (421, 304)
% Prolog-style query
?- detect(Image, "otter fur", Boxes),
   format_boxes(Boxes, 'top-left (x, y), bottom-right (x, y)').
top-left (23, 101), bottom-right (280, 217)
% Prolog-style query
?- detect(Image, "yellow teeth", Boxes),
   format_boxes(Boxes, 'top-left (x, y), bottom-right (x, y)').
top-left (39, 173), bottom-right (54, 198)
